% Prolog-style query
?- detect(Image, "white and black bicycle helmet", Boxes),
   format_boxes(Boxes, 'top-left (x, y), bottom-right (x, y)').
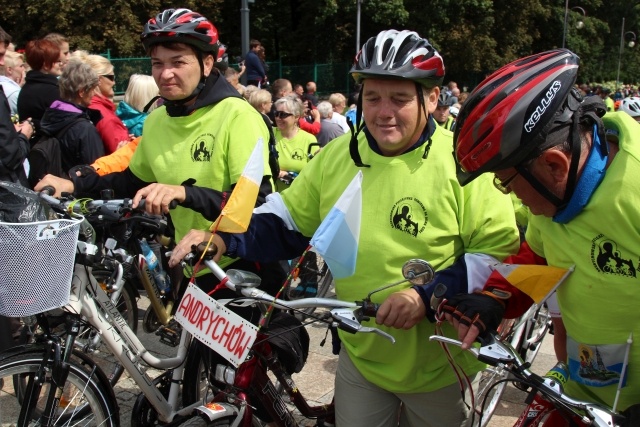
top-left (351, 30), bottom-right (444, 89)
top-left (348, 30), bottom-right (444, 167)
top-left (619, 97), bottom-right (640, 118)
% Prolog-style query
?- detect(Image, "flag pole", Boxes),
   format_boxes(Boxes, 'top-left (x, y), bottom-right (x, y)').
top-left (612, 332), bottom-right (633, 412)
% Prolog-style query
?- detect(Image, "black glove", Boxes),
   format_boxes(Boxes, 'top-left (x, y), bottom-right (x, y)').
top-left (440, 291), bottom-right (506, 336)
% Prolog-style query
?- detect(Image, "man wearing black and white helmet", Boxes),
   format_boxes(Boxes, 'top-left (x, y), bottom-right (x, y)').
top-left (171, 29), bottom-right (519, 427)
top-left (433, 92), bottom-right (456, 131)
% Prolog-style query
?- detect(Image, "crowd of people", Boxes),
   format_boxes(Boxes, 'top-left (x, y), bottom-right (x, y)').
top-left (1, 6), bottom-right (640, 427)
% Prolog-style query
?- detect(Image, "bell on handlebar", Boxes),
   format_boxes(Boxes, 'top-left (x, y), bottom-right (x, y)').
top-left (402, 259), bottom-right (434, 285)
top-left (195, 242), bottom-right (218, 260)
top-left (100, 189), bottom-right (114, 200)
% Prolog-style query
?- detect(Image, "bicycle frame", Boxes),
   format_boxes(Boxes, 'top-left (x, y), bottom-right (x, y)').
top-left (66, 263), bottom-right (202, 423)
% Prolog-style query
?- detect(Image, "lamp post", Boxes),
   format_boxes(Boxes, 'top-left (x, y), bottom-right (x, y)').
top-left (356, 0), bottom-right (362, 54)
top-left (616, 17), bottom-right (637, 90)
top-left (562, 1), bottom-right (586, 48)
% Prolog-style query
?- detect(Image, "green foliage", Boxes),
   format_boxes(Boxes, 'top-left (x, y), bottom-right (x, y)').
top-left (1, 0), bottom-right (639, 89)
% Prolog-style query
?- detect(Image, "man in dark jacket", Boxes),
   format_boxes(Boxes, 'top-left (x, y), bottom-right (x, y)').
top-left (245, 39), bottom-right (267, 87)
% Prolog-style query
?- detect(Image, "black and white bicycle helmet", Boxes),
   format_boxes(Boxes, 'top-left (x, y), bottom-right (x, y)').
top-left (438, 92), bottom-right (454, 107)
top-left (141, 8), bottom-right (219, 56)
top-left (619, 97), bottom-right (640, 118)
top-left (351, 30), bottom-right (444, 88)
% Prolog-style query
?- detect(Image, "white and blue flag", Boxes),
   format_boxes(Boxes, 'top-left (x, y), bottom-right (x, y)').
top-left (310, 171), bottom-right (362, 279)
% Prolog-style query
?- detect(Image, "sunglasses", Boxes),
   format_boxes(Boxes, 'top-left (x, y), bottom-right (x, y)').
top-left (492, 171), bottom-right (519, 194)
top-left (101, 74), bottom-right (116, 82)
top-left (274, 111), bottom-right (294, 119)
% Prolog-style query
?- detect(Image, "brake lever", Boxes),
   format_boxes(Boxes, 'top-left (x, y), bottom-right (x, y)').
top-left (429, 333), bottom-right (517, 365)
top-left (330, 307), bottom-right (395, 343)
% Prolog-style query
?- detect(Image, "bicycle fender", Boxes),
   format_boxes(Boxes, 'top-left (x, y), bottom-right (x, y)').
top-left (195, 401), bottom-right (244, 422)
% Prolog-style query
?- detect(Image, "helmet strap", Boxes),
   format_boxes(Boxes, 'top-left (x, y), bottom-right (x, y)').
top-left (349, 85), bottom-right (370, 168)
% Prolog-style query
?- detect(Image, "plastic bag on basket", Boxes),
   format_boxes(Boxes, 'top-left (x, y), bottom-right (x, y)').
top-left (0, 181), bottom-right (55, 223)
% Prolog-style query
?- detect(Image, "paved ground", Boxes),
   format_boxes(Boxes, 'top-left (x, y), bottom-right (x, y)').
top-left (113, 294), bottom-right (557, 426)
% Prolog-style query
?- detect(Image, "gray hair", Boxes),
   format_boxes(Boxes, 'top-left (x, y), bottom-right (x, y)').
top-left (317, 101), bottom-right (333, 119)
top-left (58, 60), bottom-right (99, 101)
top-left (274, 95), bottom-right (303, 117)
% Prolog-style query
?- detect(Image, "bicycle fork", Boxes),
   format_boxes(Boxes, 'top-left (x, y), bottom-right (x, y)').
top-left (19, 316), bottom-right (81, 427)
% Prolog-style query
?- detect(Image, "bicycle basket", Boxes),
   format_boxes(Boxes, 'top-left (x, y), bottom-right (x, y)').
top-left (0, 217), bottom-right (83, 317)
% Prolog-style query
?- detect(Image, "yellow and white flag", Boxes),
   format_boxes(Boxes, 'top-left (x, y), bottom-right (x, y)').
top-left (211, 138), bottom-right (264, 233)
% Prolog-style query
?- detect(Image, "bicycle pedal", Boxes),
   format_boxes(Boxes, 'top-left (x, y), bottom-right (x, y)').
top-left (156, 323), bottom-right (182, 347)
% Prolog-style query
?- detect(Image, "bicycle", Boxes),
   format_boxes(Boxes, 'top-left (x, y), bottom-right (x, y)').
top-left (184, 248), bottom-right (435, 427)
top-left (0, 194), bottom-right (415, 426)
top-left (473, 303), bottom-right (552, 426)
top-left (15, 193), bottom-right (183, 386)
top-left (430, 331), bottom-right (632, 426)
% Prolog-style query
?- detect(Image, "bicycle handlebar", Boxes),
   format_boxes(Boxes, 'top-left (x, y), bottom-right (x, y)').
top-left (429, 333), bottom-right (625, 427)
top-left (180, 250), bottom-right (395, 343)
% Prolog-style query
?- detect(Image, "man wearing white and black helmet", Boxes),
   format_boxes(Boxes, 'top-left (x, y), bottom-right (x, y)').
top-left (170, 29), bottom-right (519, 427)
top-left (433, 92), bottom-right (456, 131)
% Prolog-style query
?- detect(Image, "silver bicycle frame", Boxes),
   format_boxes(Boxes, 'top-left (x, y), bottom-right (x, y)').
top-left (65, 264), bottom-right (203, 423)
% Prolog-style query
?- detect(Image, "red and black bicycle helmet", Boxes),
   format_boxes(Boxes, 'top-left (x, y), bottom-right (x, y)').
top-left (141, 8), bottom-right (219, 57)
top-left (454, 49), bottom-right (581, 185)
top-left (351, 30), bottom-right (444, 88)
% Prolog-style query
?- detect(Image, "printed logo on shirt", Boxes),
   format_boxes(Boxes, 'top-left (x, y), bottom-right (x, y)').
top-left (590, 234), bottom-right (638, 278)
top-left (567, 336), bottom-right (629, 388)
top-left (290, 148), bottom-right (306, 162)
top-left (389, 197), bottom-right (428, 237)
top-left (191, 133), bottom-right (215, 162)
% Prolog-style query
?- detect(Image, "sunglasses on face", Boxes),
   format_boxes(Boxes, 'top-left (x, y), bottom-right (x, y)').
top-left (274, 111), bottom-right (294, 119)
top-left (101, 74), bottom-right (115, 82)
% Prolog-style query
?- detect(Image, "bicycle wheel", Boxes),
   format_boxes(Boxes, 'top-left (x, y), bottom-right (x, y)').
top-left (473, 317), bottom-right (525, 427)
top-left (19, 272), bottom-right (139, 386)
top-left (519, 304), bottom-right (552, 366)
top-left (0, 348), bottom-right (118, 426)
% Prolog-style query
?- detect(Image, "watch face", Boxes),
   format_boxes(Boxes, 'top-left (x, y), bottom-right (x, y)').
top-left (490, 289), bottom-right (512, 299)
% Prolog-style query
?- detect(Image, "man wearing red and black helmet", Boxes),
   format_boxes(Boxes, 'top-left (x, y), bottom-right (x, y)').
top-left (447, 49), bottom-right (640, 418)
top-left (169, 29), bottom-right (519, 427)
top-left (35, 9), bottom-right (284, 311)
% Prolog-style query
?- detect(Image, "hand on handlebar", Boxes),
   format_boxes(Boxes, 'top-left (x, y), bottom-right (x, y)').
top-left (168, 230), bottom-right (226, 268)
top-left (33, 174), bottom-right (74, 197)
top-left (376, 288), bottom-right (426, 329)
top-left (440, 292), bottom-right (506, 350)
top-left (132, 183), bottom-right (185, 215)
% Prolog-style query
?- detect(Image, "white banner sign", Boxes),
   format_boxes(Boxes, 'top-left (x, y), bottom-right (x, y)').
top-left (175, 283), bottom-right (258, 367)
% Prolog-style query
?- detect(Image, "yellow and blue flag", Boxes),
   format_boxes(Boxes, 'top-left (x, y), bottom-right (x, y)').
top-left (310, 171), bottom-right (362, 279)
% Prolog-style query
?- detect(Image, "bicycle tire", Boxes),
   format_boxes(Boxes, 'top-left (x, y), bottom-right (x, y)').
top-left (182, 344), bottom-right (267, 427)
top-left (0, 347), bottom-right (118, 426)
top-left (474, 317), bottom-right (526, 427)
top-left (19, 272), bottom-right (139, 387)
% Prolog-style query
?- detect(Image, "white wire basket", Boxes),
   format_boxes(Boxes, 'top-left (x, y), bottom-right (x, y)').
top-left (0, 217), bottom-right (83, 317)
